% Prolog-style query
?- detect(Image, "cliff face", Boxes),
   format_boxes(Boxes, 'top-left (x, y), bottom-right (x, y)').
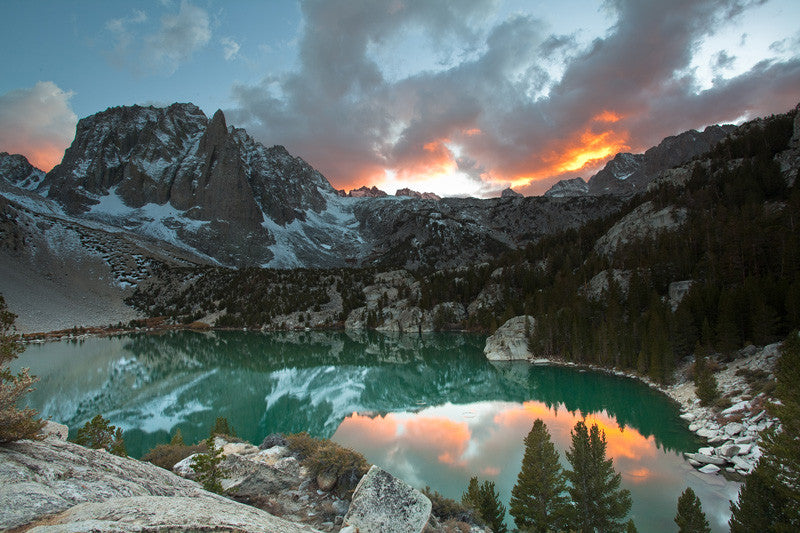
top-left (36, 104), bottom-right (339, 267)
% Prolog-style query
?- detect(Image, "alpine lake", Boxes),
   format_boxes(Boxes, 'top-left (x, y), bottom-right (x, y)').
top-left (14, 330), bottom-right (740, 531)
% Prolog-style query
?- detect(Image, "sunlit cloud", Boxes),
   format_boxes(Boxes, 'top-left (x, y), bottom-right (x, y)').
top-left (229, 0), bottom-right (800, 197)
top-left (0, 82), bottom-right (77, 171)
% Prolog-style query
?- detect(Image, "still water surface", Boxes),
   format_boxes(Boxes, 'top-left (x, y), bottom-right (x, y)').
top-left (15, 330), bottom-right (739, 531)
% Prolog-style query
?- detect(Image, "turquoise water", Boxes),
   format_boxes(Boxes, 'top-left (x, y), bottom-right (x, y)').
top-left (15, 330), bottom-right (739, 531)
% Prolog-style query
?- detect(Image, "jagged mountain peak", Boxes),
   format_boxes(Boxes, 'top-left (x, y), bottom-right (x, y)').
top-left (29, 102), bottom-right (347, 266)
top-left (0, 152), bottom-right (45, 191)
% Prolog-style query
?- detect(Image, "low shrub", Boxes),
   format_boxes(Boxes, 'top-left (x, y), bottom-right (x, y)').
top-left (285, 432), bottom-right (369, 494)
top-left (142, 442), bottom-right (207, 470)
top-left (285, 431), bottom-right (322, 460)
top-left (422, 486), bottom-right (475, 524)
top-left (735, 367), bottom-right (776, 396)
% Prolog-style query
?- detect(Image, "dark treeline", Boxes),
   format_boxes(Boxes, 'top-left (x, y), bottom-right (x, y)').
top-left (127, 266), bottom-right (374, 327)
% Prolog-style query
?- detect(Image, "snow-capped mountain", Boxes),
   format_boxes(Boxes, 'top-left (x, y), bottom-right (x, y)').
top-left (1, 103), bottom-right (630, 271)
top-left (0, 152), bottom-right (45, 191)
top-left (543, 177), bottom-right (589, 198)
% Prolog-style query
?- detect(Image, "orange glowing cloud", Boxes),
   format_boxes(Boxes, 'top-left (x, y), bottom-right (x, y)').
top-left (494, 402), bottom-right (655, 464)
top-left (19, 146), bottom-right (65, 172)
top-left (400, 138), bottom-right (458, 179)
top-left (490, 113), bottom-right (632, 193)
top-left (545, 128), bottom-right (630, 175)
top-left (593, 110), bottom-right (623, 123)
top-left (581, 413), bottom-right (656, 461)
top-left (326, 110), bottom-right (633, 197)
top-left (335, 412), bottom-right (400, 447)
top-left (404, 416), bottom-right (471, 466)
top-left (0, 81), bottom-right (76, 173)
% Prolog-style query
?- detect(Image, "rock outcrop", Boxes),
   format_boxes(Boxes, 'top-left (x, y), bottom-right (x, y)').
top-left (594, 201), bottom-right (687, 256)
top-left (543, 177), bottom-right (588, 198)
top-left (484, 315), bottom-right (534, 361)
top-left (500, 187), bottom-right (523, 198)
top-left (395, 188), bottom-right (441, 200)
top-left (0, 152), bottom-right (45, 190)
top-left (0, 435), bottom-right (316, 532)
top-left (342, 465), bottom-right (432, 533)
top-left (24, 496), bottom-right (319, 533)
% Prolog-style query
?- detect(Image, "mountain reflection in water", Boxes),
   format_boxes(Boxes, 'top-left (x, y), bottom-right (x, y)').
top-left (16, 330), bottom-right (737, 532)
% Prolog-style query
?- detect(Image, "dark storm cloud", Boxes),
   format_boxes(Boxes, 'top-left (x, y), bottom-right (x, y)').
top-left (229, 0), bottom-right (800, 195)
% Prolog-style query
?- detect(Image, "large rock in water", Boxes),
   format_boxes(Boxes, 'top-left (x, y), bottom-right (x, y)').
top-left (484, 315), bottom-right (534, 361)
top-left (0, 437), bottom-right (317, 532)
top-left (343, 465), bottom-right (432, 533)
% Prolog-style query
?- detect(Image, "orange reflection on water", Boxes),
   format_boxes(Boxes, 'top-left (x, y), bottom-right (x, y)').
top-left (404, 416), bottom-right (471, 466)
top-left (334, 401), bottom-right (658, 483)
top-left (339, 412), bottom-right (399, 447)
top-left (335, 411), bottom-right (472, 467)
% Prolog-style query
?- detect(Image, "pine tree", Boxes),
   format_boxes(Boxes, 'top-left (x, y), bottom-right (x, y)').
top-left (192, 436), bottom-right (227, 494)
top-left (0, 294), bottom-right (44, 442)
top-left (761, 330), bottom-right (800, 523)
top-left (210, 416), bottom-right (235, 437)
top-left (693, 352), bottom-right (719, 407)
top-left (729, 462), bottom-right (790, 532)
top-left (510, 419), bottom-right (570, 532)
top-left (477, 480), bottom-right (507, 533)
top-left (730, 330), bottom-right (800, 530)
top-left (674, 487), bottom-right (711, 533)
top-left (461, 476), bottom-right (481, 510)
top-left (565, 420), bottom-right (632, 532)
top-left (170, 428), bottom-right (185, 446)
top-left (74, 414), bottom-right (127, 457)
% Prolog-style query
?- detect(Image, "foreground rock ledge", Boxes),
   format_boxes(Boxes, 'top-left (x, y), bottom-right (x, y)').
top-left (0, 437), bottom-right (318, 532)
top-left (342, 465), bottom-right (432, 533)
top-left (24, 495), bottom-right (317, 533)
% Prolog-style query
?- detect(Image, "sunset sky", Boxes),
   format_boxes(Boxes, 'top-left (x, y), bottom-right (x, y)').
top-left (1, 0), bottom-right (799, 197)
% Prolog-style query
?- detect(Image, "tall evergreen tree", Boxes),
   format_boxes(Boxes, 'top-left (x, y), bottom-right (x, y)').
top-left (478, 480), bottom-right (507, 533)
top-left (510, 419), bottom-right (571, 532)
top-left (461, 476), bottom-right (507, 533)
top-left (730, 330), bottom-right (800, 530)
top-left (210, 416), bottom-right (235, 437)
top-left (461, 475), bottom-right (481, 510)
top-left (565, 420), bottom-right (632, 532)
top-left (674, 487), bottom-right (711, 533)
top-left (693, 352), bottom-right (719, 406)
top-left (729, 462), bottom-right (790, 533)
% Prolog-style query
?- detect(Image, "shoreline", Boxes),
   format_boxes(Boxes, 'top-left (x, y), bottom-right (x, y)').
top-left (19, 320), bottom-right (778, 481)
top-left (495, 346), bottom-right (780, 481)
